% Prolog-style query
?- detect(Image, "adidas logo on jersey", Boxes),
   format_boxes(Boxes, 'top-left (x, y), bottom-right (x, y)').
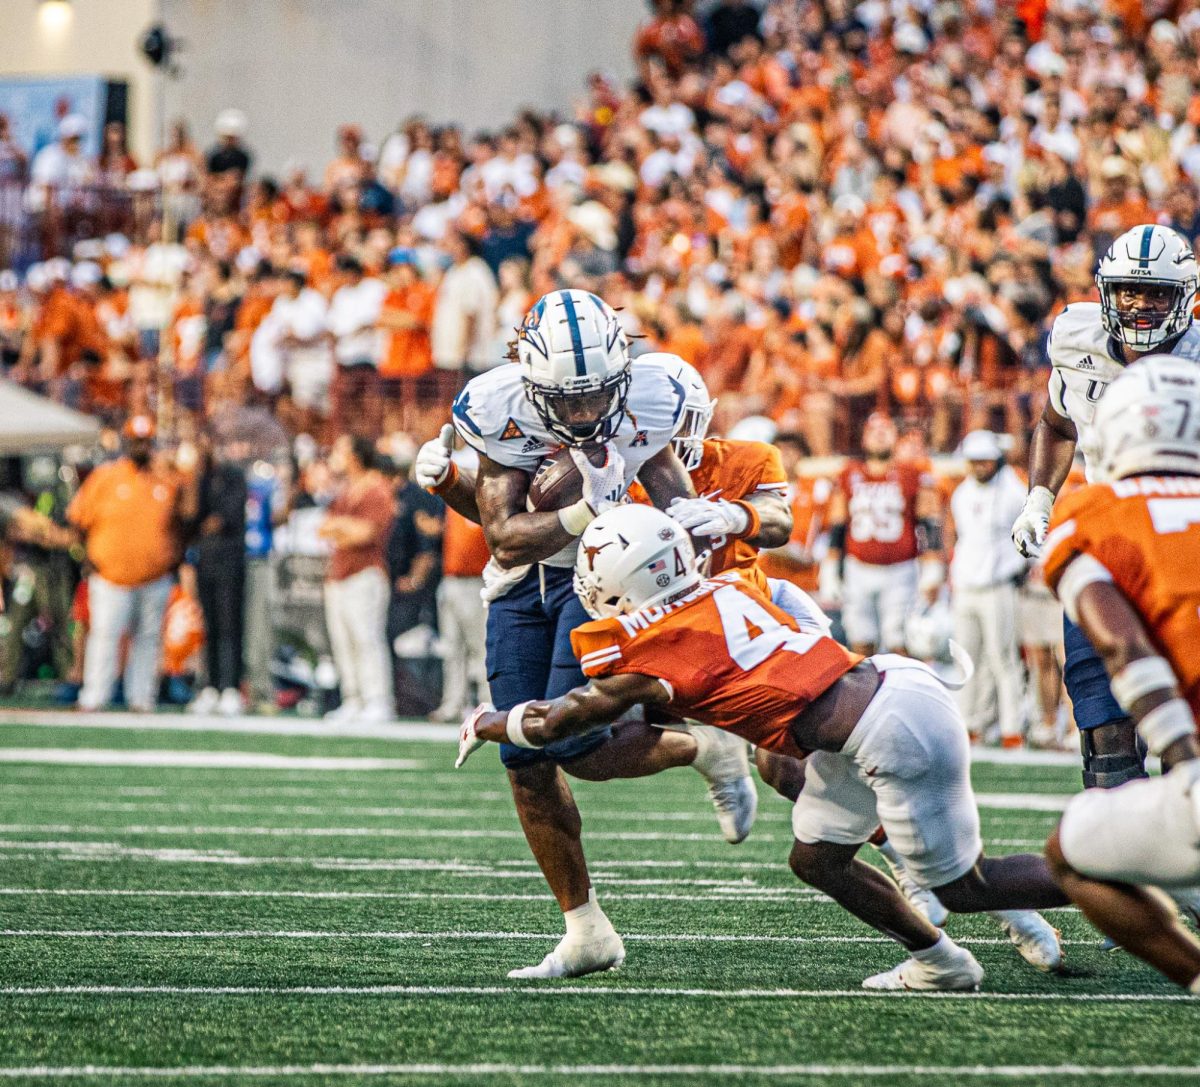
top-left (520, 437), bottom-right (545, 454)
top-left (1077, 356), bottom-right (1095, 370)
top-left (500, 417), bottom-right (526, 440)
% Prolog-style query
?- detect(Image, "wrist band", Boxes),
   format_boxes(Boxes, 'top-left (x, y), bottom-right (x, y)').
top-left (505, 701), bottom-right (538, 748)
top-left (558, 498), bottom-right (596, 537)
top-left (1111, 655), bottom-right (1178, 712)
top-left (731, 500), bottom-right (760, 540)
top-left (1027, 485), bottom-right (1055, 515)
top-left (429, 460), bottom-right (459, 496)
top-left (1138, 698), bottom-right (1196, 757)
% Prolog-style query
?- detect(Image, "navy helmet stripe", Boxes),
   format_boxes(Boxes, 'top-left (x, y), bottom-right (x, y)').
top-left (1139, 225), bottom-right (1154, 268)
top-left (560, 292), bottom-right (588, 377)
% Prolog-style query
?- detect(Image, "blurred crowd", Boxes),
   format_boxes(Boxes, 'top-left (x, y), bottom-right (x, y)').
top-left (4, 0), bottom-right (1200, 457)
top-left (0, 0), bottom-right (1198, 738)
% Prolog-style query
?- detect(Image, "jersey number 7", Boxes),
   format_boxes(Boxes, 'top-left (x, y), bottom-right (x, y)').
top-left (712, 585), bottom-right (820, 670)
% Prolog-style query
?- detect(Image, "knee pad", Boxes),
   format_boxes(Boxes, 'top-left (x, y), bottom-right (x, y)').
top-left (1080, 728), bottom-right (1148, 790)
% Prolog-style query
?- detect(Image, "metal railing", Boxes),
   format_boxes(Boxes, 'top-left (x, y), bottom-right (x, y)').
top-left (0, 181), bottom-right (164, 268)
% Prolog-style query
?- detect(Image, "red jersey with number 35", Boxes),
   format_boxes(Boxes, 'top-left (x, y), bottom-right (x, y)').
top-left (1041, 476), bottom-right (1200, 712)
top-left (839, 461), bottom-right (928, 565)
top-left (570, 571), bottom-right (861, 758)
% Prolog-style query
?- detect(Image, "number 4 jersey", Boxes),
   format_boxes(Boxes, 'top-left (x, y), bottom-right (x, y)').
top-left (1041, 476), bottom-right (1200, 710)
top-left (839, 461), bottom-right (930, 566)
top-left (570, 570), bottom-right (861, 757)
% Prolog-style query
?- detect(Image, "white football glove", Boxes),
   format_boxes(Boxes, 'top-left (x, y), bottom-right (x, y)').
top-left (455, 702), bottom-right (495, 768)
top-left (667, 496), bottom-right (749, 537)
top-left (818, 556), bottom-right (843, 608)
top-left (415, 424), bottom-right (456, 490)
top-left (570, 444), bottom-right (626, 513)
top-left (1011, 486), bottom-right (1055, 559)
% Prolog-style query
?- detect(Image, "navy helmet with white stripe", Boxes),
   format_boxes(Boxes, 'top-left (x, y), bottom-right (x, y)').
top-left (516, 288), bottom-right (631, 445)
top-left (1097, 224), bottom-right (1199, 351)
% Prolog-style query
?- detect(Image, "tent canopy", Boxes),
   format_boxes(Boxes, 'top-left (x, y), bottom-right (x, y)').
top-left (0, 381), bottom-right (101, 454)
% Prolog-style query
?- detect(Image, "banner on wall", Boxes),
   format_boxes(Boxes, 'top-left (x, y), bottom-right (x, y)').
top-left (0, 75), bottom-right (127, 161)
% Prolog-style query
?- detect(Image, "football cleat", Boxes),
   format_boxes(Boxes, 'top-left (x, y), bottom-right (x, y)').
top-left (862, 942), bottom-right (984, 991)
top-left (689, 725), bottom-right (757, 844)
top-left (188, 687), bottom-right (220, 715)
top-left (991, 910), bottom-right (1063, 972)
top-left (876, 840), bottom-right (949, 928)
top-left (507, 930), bottom-right (625, 979)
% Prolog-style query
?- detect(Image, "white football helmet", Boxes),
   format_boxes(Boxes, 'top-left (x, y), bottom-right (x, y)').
top-left (1096, 225), bottom-right (1199, 350)
top-left (573, 505), bottom-right (701, 620)
top-left (517, 288), bottom-right (631, 445)
top-left (647, 354), bottom-right (714, 471)
top-left (904, 598), bottom-right (955, 663)
top-left (1088, 354), bottom-right (1200, 482)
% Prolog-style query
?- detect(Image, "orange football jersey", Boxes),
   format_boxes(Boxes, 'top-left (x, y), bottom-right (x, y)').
top-left (1042, 476), bottom-right (1200, 714)
top-left (629, 438), bottom-right (787, 584)
top-left (570, 570), bottom-right (861, 757)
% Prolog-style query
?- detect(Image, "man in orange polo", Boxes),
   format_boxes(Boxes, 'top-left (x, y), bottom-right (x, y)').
top-left (67, 415), bottom-right (184, 712)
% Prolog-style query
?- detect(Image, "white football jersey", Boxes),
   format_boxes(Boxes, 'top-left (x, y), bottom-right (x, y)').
top-left (1048, 302), bottom-right (1200, 478)
top-left (452, 355), bottom-right (688, 567)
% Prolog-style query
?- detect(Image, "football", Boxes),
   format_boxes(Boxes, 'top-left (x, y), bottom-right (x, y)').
top-left (526, 443), bottom-right (607, 511)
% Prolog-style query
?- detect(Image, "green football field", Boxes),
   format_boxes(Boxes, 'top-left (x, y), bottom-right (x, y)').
top-left (0, 713), bottom-right (1195, 1087)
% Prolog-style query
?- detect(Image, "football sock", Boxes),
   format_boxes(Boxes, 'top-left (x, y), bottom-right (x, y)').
top-left (912, 933), bottom-right (958, 963)
top-left (563, 889), bottom-right (609, 940)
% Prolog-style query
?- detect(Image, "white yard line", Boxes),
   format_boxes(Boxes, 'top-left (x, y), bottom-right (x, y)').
top-left (0, 821), bottom-right (773, 842)
top-left (0, 886), bottom-right (825, 903)
top-left (0, 750), bottom-right (422, 771)
top-left (0, 1062), bottom-right (1196, 1080)
top-left (0, 927), bottom-right (1092, 946)
top-left (0, 710), bottom-right (447, 741)
top-left (0, 795), bottom-right (1070, 817)
top-left (0, 986), bottom-right (1190, 1004)
top-left (0, 710), bottom-right (1086, 766)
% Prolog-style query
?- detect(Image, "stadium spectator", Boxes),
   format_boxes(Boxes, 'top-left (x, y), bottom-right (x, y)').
top-left (431, 500), bottom-right (488, 723)
top-left (319, 434), bottom-right (396, 723)
top-left (431, 230), bottom-right (498, 382)
top-left (327, 254), bottom-right (386, 436)
top-left (378, 248), bottom-right (436, 419)
top-left (67, 414), bottom-right (184, 712)
top-left (186, 436), bottom-right (248, 716)
top-left (29, 115), bottom-right (95, 199)
top-left (0, 459), bottom-right (78, 697)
